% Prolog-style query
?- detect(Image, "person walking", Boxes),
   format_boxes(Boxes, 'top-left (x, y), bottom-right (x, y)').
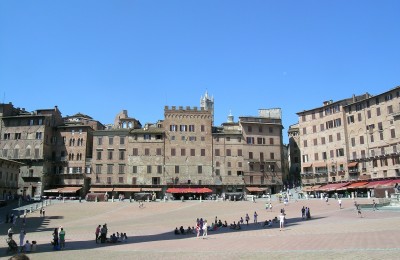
top-left (95, 225), bottom-right (101, 243)
top-left (269, 202), bottom-right (273, 212)
top-left (279, 212), bottom-right (285, 231)
top-left (301, 206), bottom-right (306, 219)
top-left (59, 228), bottom-right (66, 249)
top-left (19, 229), bottom-right (26, 251)
top-left (372, 200), bottom-right (377, 211)
top-left (338, 199), bottom-right (342, 209)
top-left (196, 222), bottom-right (200, 238)
top-left (245, 213), bottom-right (250, 225)
top-left (202, 220), bottom-right (208, 239)
top-left (253, 211), bottom-right (258, 224)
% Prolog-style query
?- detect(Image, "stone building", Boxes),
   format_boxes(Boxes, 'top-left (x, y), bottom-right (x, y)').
top-left (0, 103), bottom-right (63, 197)
top-left (0, 157), bottom-right (24, 200)
top-left (296, 86), bottom-right (400, 190)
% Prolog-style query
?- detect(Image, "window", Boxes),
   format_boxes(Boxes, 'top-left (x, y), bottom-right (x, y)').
top-left (96, 165), bottom-right (102, 174)
top-left (120, 137), bottom-right (125, 145)
top-left (391, 129), bottom-right (396, 138)
top-left (367, 110), bottom-right (371, 119)
top-left (337, 133), bottom-right (341, 141)
top-left (175, 165), bottom-right (179, 174)
top-left (198, 166), bottom-right (202, 174)
top-left (14, 133), bottom-right (21, 140)
top-left (226, 149), bottom-right (231, 156)
top-left (347, 115), bottom-right (354, 124)
top-left (171, 148), bottom-right (176, 156)
top-left (170, 125), bottom-right (177, 131)
top-left (376, 107), bottom-right (381, 116)
top-left (152, 177), bottom-right (160, 185)
top-left (156, 148), bottom-right (162, 156)
top-left (36, 132), bottom-right (42, 139)
top-left (269, 138), bottom-right (274, 145)
top-left (107, 164), bottom-right (113, 174)
top-left (109, 137), bottom-right (113, 145)
top-left (370, 134), bottom-right (374, 143)
top-left (270, 153), bottom-right (274, 159)
top-left (329, 135), bottom-right (333, 142)
top-left (320, 124), bottom-right (324, 131)
top-left (313, 139), bottom-right (317, 146)
top-left (248, 126), bottom-right (252, 132)
top-left (238, 162), bottom-right (242, 167)
top-left (144, 134), bottom-right (151, 140)
top-left (180, 148), bottom-right (186, 156)
top-left (132, 148), bottom-right (138, 156)
top-left (201, 125), bottom-right (205, 132)
top-left (226, 137), bottom-right (231, 141)
top-left (312, 113), bottom-right (316, 119)
top-left (330, 150), bottom-right (334, 158)
top-left (269, 127), bottom-right (273, 133)
top-left (98, 137), bottom-right (103, 145)
top-left (97, 151), bottom-right (102, 160)
top-left (303, 127), bottom-right (307, 135)
top-left (360, 136), bottom-right (364, 145)
top-left (107, 177), bottom-right (112, 184)
top-left (351, 138), bottom-right (355, 147)
top-left (132, 166), bottom-right (137, 174)
top-left (357, 113), bottom-right (362, 122)
top-left (227, 170), bottom-right (231, 175)
top-left (313, 125), bottom-right (317, 133)
top-left (321, 137), bottom-right (326, 145)
top-left (119, 164), bottom-right (125, 174)
top-left (238, 149), bottom-right (242, 156)
top-left (189, 136), bottom-right (196, 141)
top-left (303, 140), bottom-right (308, 147)
top-left (215, 149), bottom-right (220, 156)
top-left (189, 125), bottom-right (195, 132)
top-left (108, 150), bottom-right (113, 160)
top-left (322, 152), bottom-right (327, 160)
top-left (246, 137), bottom-right (254, 144)
top-left (249, 152), bottom-right (253, 159)
top-left (257, 137), bottom-right (265, 144)
top-left (201, 149), bottom-right (205, 156)
top-left (314, 153), bottom-right (319, 160)
top-left (157, 165), bottom-right (162, 174)
top-left (215, 169), bottom-right (220, 175)
top-left (180, 125), bottom-right (187, 132)
top-left (119, 151), bottom-right (125, 160)
top-left (190, 149), bottom-right (195, 156)
top-left (119, 177), bottom-right (124, 184)
top-left (147, 165), bottom-right (152, 173)
top-left (336, 149), bottom-right (344, 157)
top-left (145, 148), bottom-right (150, 156)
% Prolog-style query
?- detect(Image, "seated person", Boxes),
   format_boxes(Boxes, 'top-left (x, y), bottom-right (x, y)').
top-left (191, 227), bottom-right (196, 234)
top-left (262, 220), bottom-right (272, 227)
top-left (123, 233), bottom-right (128, 242)
top-left (218, 219), bottom-right (223, 227)
top-left (186, 226), bottom-right (192, 234)
top-left (179, 226), bottom-right (185, 234)
top-left (174, 227), bottom-right (179, 235)
top-left (223, 221), bottom-right (228, 227)
top-left (24, 240), bottom-right (31, 252)
top-left (273, 217), bottom-right (278, 223)
top-left (235, 223), bottom-right (241, 230)
top-left (31, 241), bottom-right (37, 252)
top-left (230, 221), bottom-right (237, 229)
top-left (110, 233), bottom-right (118, 243)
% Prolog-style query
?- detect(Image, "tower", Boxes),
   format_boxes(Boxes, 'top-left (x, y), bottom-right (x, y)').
top-left (200, 91), bottom-right (214, 123)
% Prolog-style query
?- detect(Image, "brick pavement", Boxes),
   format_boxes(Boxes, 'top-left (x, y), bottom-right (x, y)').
top-left (1, 198), bottom-right (399, 260)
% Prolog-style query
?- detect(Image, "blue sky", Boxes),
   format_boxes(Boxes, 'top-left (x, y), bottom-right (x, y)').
top-left (1, 1), bottom-right (399, 144)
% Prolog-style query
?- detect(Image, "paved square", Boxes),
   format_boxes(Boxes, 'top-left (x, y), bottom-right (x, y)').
top-left (1, 198), bottom-right (400, 260)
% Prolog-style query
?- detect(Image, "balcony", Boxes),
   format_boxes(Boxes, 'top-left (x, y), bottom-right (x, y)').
top-left (348, 168), bottom-right (359, 174)
top-left (329, 171), bottom-right (337, 177)
top-left (20, 173), bottom-right (41, 182)
top-left (338, 170), bottom-right (345, 176)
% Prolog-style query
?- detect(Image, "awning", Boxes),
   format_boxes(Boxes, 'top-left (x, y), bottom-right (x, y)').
top-left (165, 187), bottom-right (213, 194)
top-left (113, 188), bottom-right (141, 192)
top-left (379, 179), bottom-right (400, 187)
top-left (43, 188), bottom-right (63, 193)
top-left (347, 162), bottom-right (358, 168)
top-left (59, 187), bottom-right (82, 193)
top-left (89, 187), bottom-right (114, 192)
top-left (311, 185), bottom-right (322, 191)
top-left (246, 187), bottom-right (267, 192)
top-left (318, 182), bottom-right (350, 191)
top-left (313, 162), bottom-right (327, 168)
top-left (337, 181), bottom-right (368, 190)
top-left (302, 186), bottom-right (313, 192)
top-left (302, 162), bottom-right (312, 168)
top-left (141, 187), bottom-right (162, 192)
top-left (364, 180), bottom-right (393, 189)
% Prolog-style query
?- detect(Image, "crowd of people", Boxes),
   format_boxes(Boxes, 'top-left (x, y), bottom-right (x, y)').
top-left (95, 223), bottom-right (128, 244)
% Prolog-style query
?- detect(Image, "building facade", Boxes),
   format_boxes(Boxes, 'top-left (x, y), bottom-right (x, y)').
top-left (296, 86), bottom-right (400, 189)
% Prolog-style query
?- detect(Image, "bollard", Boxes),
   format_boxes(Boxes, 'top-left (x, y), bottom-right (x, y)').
top-left (95, 196), bottom-right (98, 202)
top-left (200, 196), bottom-right (202, 203)
top-left (79, 197), bottom-right (82, 203)
top-left (30, 206), bottom-right (33, 213)
top-left (112, 196), bottom-right (114, 202)
top-left (63, 197), bottom-right (65, 203)
top-left (129, 196), bottom-right (132, 203)
top-left (24, 209), bottom-right (27, 216)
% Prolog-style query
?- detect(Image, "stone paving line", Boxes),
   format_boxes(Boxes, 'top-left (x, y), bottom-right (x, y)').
top-left (1, 198), bottom-right (399, 260)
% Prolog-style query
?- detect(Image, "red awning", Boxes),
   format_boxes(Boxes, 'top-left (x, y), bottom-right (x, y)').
top-left (59, 187), bottom-right (82, 193)
top-left (166, 187), bottom-right (212, 194)
top-left (347, 162), bottom-right (358, 168)
top-left (246, 187), bottom-right (267, 192)
top-left (364, 180), bottom-right (393, 189)
top-left (318, 182), bottom-right (350, 191)
top-left (313, 162), bottom-right (327, 168)
top-left (302, 162), bottom-right (312, 168)
top-left (337, 181), bottom-right (368, 190)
